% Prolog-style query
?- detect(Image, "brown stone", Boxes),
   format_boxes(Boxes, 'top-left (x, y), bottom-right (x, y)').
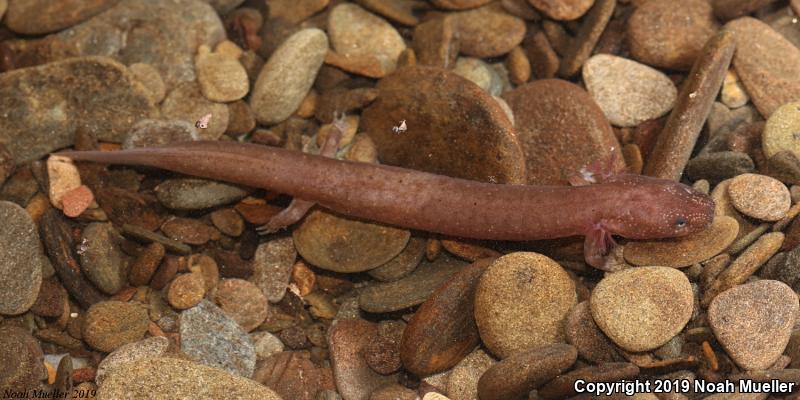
top-left (5, 0), bottom-right (118, 35)
top-left (328, 320), bottom-right (398, 400)
top-left (477, 344), bottom-right (577, 400)
top-left (413, 17), bottom-right (459, 69)
top-left (128, 242), bottom-right (165, 287)
top-left (253, 351), bottom-right (332, 400)
top-left (523, 28), bottom-right (560, 79)
top-left (537, 362), bottom-right (640, 399)
top-left (712, 0), bottom-right (779, 20)
top-left (451, 4), bottom-right (526, 58)
top-left (564, 301), bottom-right (622, 364)
top-left (557, 0), bottom-right (615, 77)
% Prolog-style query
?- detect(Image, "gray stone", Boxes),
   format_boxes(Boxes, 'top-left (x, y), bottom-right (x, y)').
top-left (0, 201), bottom-right (44, 315)
top-left (79, 222), bottom-right (129, 295)
top-left (154, 178), bottom-right (248, 211)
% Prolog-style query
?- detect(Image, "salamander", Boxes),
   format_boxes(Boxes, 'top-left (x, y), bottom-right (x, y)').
top-left (59, 140), bottom-right (715, 269)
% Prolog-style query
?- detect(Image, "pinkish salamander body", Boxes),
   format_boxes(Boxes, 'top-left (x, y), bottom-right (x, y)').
top-left (60, 141), bottom-right (715, 269)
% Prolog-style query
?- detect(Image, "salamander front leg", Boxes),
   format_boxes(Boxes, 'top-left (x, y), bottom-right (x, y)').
top-left (583, 222), bottom-right (617, 271)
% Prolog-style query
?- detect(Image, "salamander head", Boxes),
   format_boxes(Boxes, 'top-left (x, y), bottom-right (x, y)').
top-left (603, 175), bottom-right (715, 240)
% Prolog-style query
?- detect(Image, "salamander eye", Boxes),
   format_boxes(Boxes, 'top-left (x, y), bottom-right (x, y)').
top-left (675, 217), bottom-right (688, 228)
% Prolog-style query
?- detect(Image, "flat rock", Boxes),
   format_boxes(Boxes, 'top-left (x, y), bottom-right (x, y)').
top-left (3, 0), bottom-right (225, 88)
top-left (5, 0), bottom-right (119, 34)
top-left (83, 300), bottom-right (149, 352)
top-left (122, 119), bottom-right (198, 149)
top-left (361, 66), bottom-right (526, 184)
top-left (451, 4), bottom-right (526, 58)
top-left (251, 28), bottom-right (328, 125)
top-left (359, 254), bottom-right (468, 313)
top-left (477, 344), bottom-right (577, 400)
top-left (96, 357), bottom-right (282, 399)
top-left (368, 236), bottom-right (425, 282)
top-left (528, 0), bottom-right (592, 20)
top-left (128, 63), bottom-right (166, 105)
top-left (0, 326), bottom-right (45, 393)
top-left (728, 17), bottom-right (800, 118)
top-left (196, 52), bottom-right (250, 102)
top-left (329, 320), bottom-right (397, 400)
top-left (728, 173), bottom-right (790, 221)
top-left (708, 280), bottom-right (799, 370)
top-left (212, 278), bottom-right (268, 332)
top-left (763, 101), bottom-right (800, 160)
top-left (0, 57), bottom-right (156, 164)
top-left (537, 362), bottom-right (639, 399)
top-left (564, 301), bottom-right (622, 363)
top-left (502, 79), bottom-right (622, 185)
top-left (95, 336), bottom-right (169, 385)
top-left (582, 54), bottom-right (677, 127)
top-left (446, 348), bottom-right (497, 400)
top-left (249, 237), bottom-right (296, 303)
top-left (627, 0), bottom-right (719, 70)
top-left (328, 3), bottom-right (406, 78)
top-left (590, 267), bottom-right (693, 352)
top-left (162, 81), bottom-right (230, 140)
top-left (155, 178), bottom-right (248, 211)
top-left (253, 351), bottom-right (333, 400)
top-left (293, 209), bottom-right (410, 273)
top-left (80, 222), bottom-right (128, 295)
top-left (0, 201), bottom-right (44, 315)
top-left (474, 252), bottom-right (576, 358)
top-left (180, 299), bottom-right (256, 377)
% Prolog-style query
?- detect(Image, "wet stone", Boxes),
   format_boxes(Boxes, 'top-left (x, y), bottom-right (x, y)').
top-left (502, 79), bottom-right (621, 185)
top-left (564, 301), bottom-right (622, 364)
top-left (128, 63), bottom-right (166, 105)
top-left (80, 222), bottom-right (129, 295)
top-left (627, 0), bottom-right (719, 71)
top-left (196, 51), bottom-right (249, 103)
top-left (446, 348), bottom-right (497, 400)
top-left (557, 0), bottom-right (615, 78)
top-left (155, 178), bottom-right (248, 211)
top-left (0, 201), bottom-right (44, 315)
top-left (582, 54), bottom-right (677, 128)
top-left (83, 300), bottom-right (149, 352)
top-left (361, 66), bottom-right (526, 184)
top-left (161, 217), bottom-right (220, 246)
top-left (537, 362), bottom-right (640, 400)
top-left (728, 173), bottom-right (790, 221)
top-left (685, 151), bottom-right (756, 183)
top-left (474, 252), bottom-right (576, 358)
top-left (128, 242), bottom-right (165, 287)
top-left (122, 119), bottom-right (198, 150)
top-left (0, 326), bottom-right (45, 393)
top-left (249, 237), bottom-right (296, 303)
top-left (524, 28), bottom-right (559, 80)
top-left (708, 280), bottom-right (799, 370)
top-left (359, 254), bottom-right (467, 314)
top-left (453, 57), bottom-right (504, 97)
top-left (47, 155), bottom-right (82, 210)
top-left (180, 299), bottom-right (256, 377)
top-left (29, 277), bottom-right (67, 318)
top-left (477, 344), bottom-right (578, 400)
top-left (763, 101), bottom-right (800, 160)
top-left (364, 324), bottom-right (404, 375)
top-left (728, 17), bottom-right (800, 118)
top-left (96, 357), bottom-right (282, 400)
top-left (451, 4), bottom-right (526, 58)
top-left (161, 81), bottom-right (230, 140)
top-left (168, 272), bottom-right (206, 310)
top-left (251, 331), bottom-right (285, 361)
top-left (294, 210), bottom-right (410, 274)
top-left (328, 3), bottom-right (406, 78)
top-left (368, 237), bottom-right (425, 282)
top-left (253, 351), bottom-right (332, 400)
top-left (722, 69), bottom-right (750, 109)
top-left (590, 267), bottom-right (693, 352)
top-left (412, 16), bottom-right (458, 69)
top-left (95, 336), bottom-right (169, 385)
top-left (370, 384), bottom-right (418, 400)
top-left (5, 0), bottom-right (117, 34)
top-left (212, 279), bottom-right (268, 332)
top-left (328, 320), bottom-right (397, 400)
top-left (0, 57), bottom-right (157, 164)
top-left (431, 0), bottom-right (492, 9)
top-left (528, 0), bottom-right (592, 20)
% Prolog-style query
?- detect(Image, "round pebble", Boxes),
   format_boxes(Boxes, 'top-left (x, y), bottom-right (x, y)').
top-left (728, 17), bottom-right (800, 118)
top-left (154, 178), bottom-right (248, 211)
top-left (0, 201), bottom-right (44, 315)
top-left (477, 344), bottom-right (577, 400)
top-left (453, 57), bottom-right (504, 96)
top-left (83, 300), bottom-right (149, 352)
top-left (61, 185), bottom-right (94, 217)
top-left (122, 119), bottom-right (198, 149)
top-left (79, 222), bottom-right (128, 295)
top-left (502, 79), bottom-right (622, 185)
top-left (708, 280), bottom-right (799, 370)
top-left (97, 357), bottom-right (281, 400)
top-left (527, 0), bottom-right (593, 20)
top-left (627, 0), bottom-right (719, 70)
top-left (168, 272), bottom-right (206, 310)
top-left (451, 4), bottom-right (526, 58)
top-left (328, 3), bottom-right (406, 78)
top-left (582, 54), bottom-right (677, 127)
top-left (128, 242), bottom-right (165, 287)
top-left (95, 336), bottom-right (169, 385)
top-left (0, 326), bottom-right (45, 392)
top-left (47, 154), bottom-right (81, 209)
top-left (624, 215), bottom-right (739, 267)
top-left (212, 278), bottom-right (268, 332)
top-left (250, 331), bottom-right (284, 361)
top-left (474, 252), bottom-right (577, 358)
top-left (293, 209), bottom-right (410, 273)
top-left (564, 301), bottom-right (622, 364)
top-left (161, 217), bottom-right (221, 245)
top-left (128, 63), bottom-right (166, 105)
top-left (180, 299), bottom-right (256, 377)
top-left (250, 28), bottom-right (329, 125)
top-left (249, 236), bottom-right (297, 303)
top-left (590, 267), bottom-right (693, 352)
top-left (721, 69), bottom-right (750, 109)
top-left (446, 348), bottom-right (496, 400)
top-left (360, 66), bottom-right (526, 184)
top-left (161, 81), bottom-right (230, 140)
top-left (196, 52), bottom-right (249, 102)
top-left (728, 173), bottom-right (790, 221)
top-left (763, 101), bottom-right (800, 159)
top-left (431, 0), bottom-right (492, 9)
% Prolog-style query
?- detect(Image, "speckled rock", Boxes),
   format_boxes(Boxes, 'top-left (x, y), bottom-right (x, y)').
top-left (590, 267), bottom-right (693, 352)
top-left (728, 17), bottom-right (800, 118)
top-left (96, 357), bottom-right (282, 399)
top-left (528, 0), bottom-right (593, 20)
top-left (582, 54), bottom-right (677, 127)
top-left (95, 336), bottom-right (169, 385)
top-left (155, 178), bottom-right (248, 211)
top-left (212, 278), bottom-right (268, 332)
top-left (329, 320), bottom-right (398, 400)
top-left (728, 173), bottom-right (790, 221)
top-left (3, 0), bottom-right (224, 88)
top-left (477, 344), bottom-right (577, 400)
top-left (451, 4), bottom-right (526, 58)
top-left (83, 301), bottom-right (149, 352)
top-left (5, 0), bottom-right (118, 34)
top-left (249, 237), bottom-right (296, 303)
top-left (251, 331), bottom-right (285, 361)
top-left (328, 3), bottom-right (406, 78)
top-left (627, 0), bottom-right (719, 70)
top-left (122, 119), bottom-right (197, 149)
top-left (624, 216), bottom-right (739, 267)
top-left (763, 101), bottom-right (800, 160)
top-left (537, 362), bottom-right (640, 399)
top-left (453, 57), bottom-right (504, 96)
top-left (708, 280), bottom-right (799, 370)
top-left (564, 301), bottom-right (622, 363)
top-left (251, 28), bottom-right (328, 125)
top-left (368, 237), bottom-right (425, 282)
top-left (196, 52), bottom-right (250, 102)
top-left (502, 79), bottom-right (622, 185)
top-left (180, 300), bottom-right (256, 377)
top-left (168, 272), bottom-right (206, 310)
top-left (0, 57), bottom-right (157, 164)
top-left (446, 348), bottom-right (497, 400)
top-left (474, 252), bottom-right (576, 358)
top-left (0, 326), bottom-right (45, 393)
top-left (128, 63), bottom-right (166, 105)
top-left (79, 222), bottom-right (128, 295)
top-left (0, 201), bottom-right (44, 315)
top-left (161, 81), bottom-right (230, 140)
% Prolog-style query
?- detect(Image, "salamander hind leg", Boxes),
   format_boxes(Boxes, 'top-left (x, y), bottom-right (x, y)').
top-left (583, 222), bottom-right (618, 271)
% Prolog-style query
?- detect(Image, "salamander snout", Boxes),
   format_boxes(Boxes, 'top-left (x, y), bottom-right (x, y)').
top-left (657, 182), bottom-right (715, 236)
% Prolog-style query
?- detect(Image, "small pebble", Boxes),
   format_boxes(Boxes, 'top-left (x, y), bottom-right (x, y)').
top-left (161, 81), bottom-right (230, 140)
top-left (477, 344), bottom-right (577, 400)
top-left (328, 3), bottom-right (406, 78)
top-left (728, 173), bottom-right (790, 221)
top-left (721, 69), bottom-right (750, 109)
top-left (453, 57), bottom-right (504, 96)
top-left (370, 384), bottom-right (418, 400)
top-left (167, 272), bottom-right (206, 310)
top-left (251, 331), bottom-right (285, 361)
top-left (196, 52), bottom-right (249, 102)
top-left (212, 278), bottom-right (268, 332)
top-left (557, 0), bottom-right (615, 78)
top-left (128, 242), bottom-right (165, 287)
top-left (685, 151), bottom-right (755, 183)
top-left (83, 301), bottom-right (149, 352)
top-left (253, 350), bottom-right (332, 400)
top-left (128, 63), bottom-right (166, 105)
top-left (763, 101), bottom-right (800, 160)
top-left (226, 100), bottom-right (257, 137)
top-left (527, 0), bottom-right (592, 20)
top-left (155, 178), bottom-right (248, 211)
top-left (122, 119), bottom-right (198, 149)
top-left (505, 46), bottom-right (531, 85)
top-left (61, 185), bottom-right (94, 218)
top-left (564, 301), bottom-right (622, 363)
top-left (368, 237), bottom-right (425, 282)
top-left (708, 280), bottom-right (799, 370)
top-left (583, 54), bottom-right (677, 127)
top-left (413, 16), bottom-right (458, 69)
top-left (0, 201), bottom-right (45, 315)
top-left (446, 348), bottom-right (497, 400)
top-left (80, 222), bottom-right (129, 295)
top-left (474, 252), bottom-right (576, 358)
top-left (590, 266), bottom-right (693, 352)
top-left (328, 320), bottom-right (398, 400)
top-left (47, 155), bottom-right (82, 210)
top-left (180, 299), bottom-right (256, 377)
top-left (451, 4), bottom-right (526, 58)
top-left (249, 236), bottom-right (296, 303)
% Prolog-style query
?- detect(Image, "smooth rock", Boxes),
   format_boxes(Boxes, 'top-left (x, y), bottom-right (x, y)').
top-left (763, 101), bottom-right (800, 159)
top-left (527, 0), bottom-right (592, 20)
top-left (451, 4), bottom-right (526, 58)
top-left (685, 151), bottom-right (755, 183)
top-left (212, 278), bottom-right (268, 332)
top-left (154, 178), bottom-right (247, 211)
top-left (253, 351), bottom-right (333, 400)
top-left (446, 348), bottom-right (497, 400)
top-left (537, 362), bottom-right (639, 399)
top-left (477, 344), bottom-right (577, 400)
top-left (474, 252), bottom-right (576, 358)
top-left (161, 81), bottom-right (230, 140)
top-left (328, 3), bottom-right (406, 78)
top-left (251, 28), bottom-right (328, 125)
top-left (557, 0), bottom-right (615, 78)
top-left (251, 331), bottom-right (285, 361)
top-left (564, 301), bottom-right (622, 363)
top-left (582, 54), bottom-right (677, 127)
top-left (122, 119), bottom-right (198, 149)
top-left (368, 237), bottom-right (425, 282)
top-left (722, 69), bottom-right (750, 109)
top-left (329, 320), bottom-right (397, 400)
top-left (180, 299), bottom-right (256, 377)
top-left (728, 173), bottom-right (790, 221)
top-left (453, 57), bottom-right (504, 96)
top-left (83, 300), bottom-right (149, 352)
top-left (79, 222), bottom-right (128, 295)
top-left (590, 267), bottom-right (693, 352)
top-left (0, 201), bottom-right (44, 315)
top-left (412, 16), bottom-right (458, 69)
top-left (168, 272), bottom-right (206, 310)
top-left (95, 336), bottom-right (169, 385)
top-left (0, 326), bottom-right (45, 393)
top-left (128, 63), bottom-right (166, 105)
top-left (46, 155), bottom-right (82, 210)
top-left (708, 280), bottom-right (799, 370)
top-left (196, 52), bottom-right (250, 102)
top-left (5, 0), bottom-right (118, 34)
top-left (249, 237), bottom-right (296, 303)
